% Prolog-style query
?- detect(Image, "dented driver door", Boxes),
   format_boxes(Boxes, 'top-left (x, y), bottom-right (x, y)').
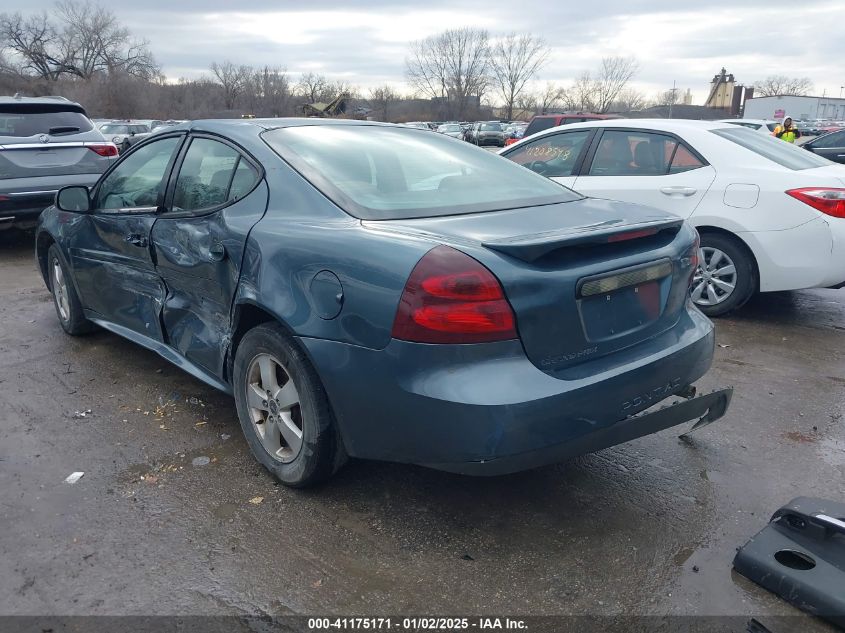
top-left (67, 135), bottom-right (185, 342)
top-left (150, 135), bottom-right (266, 377)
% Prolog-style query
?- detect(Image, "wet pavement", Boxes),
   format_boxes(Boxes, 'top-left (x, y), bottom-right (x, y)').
top-left (1, 229), bottom-right (843, 628)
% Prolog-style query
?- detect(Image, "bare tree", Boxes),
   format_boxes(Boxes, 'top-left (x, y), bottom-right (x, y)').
top-left (297, 72), bottom-right (330, 103)
top-left (247, 66), bottom-right (290, 116)
top-left (489, 33), bottom-right (549, 120)
top-left (406, 28), bottom-right (490, 120)
top-left (368, 84), bottom-right (398, 121)
top-left (210, 60), bottom-right (253, 110)
top-left (571, 71), bottom-right (596, 111)
top-left (0, 11), bottom-right (67, 80)
top-left (610, 88), bottom-right (646, 113)
top-left (0, 1), bottom-right (157, 81)
top-left (592, 56), bottom-right (638, 113)
top-left (753, 75), bottom-right (813, 97)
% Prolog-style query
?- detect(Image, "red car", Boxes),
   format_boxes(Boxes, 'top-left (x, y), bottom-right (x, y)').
top-left (521, 113), bottom-right (622, 142)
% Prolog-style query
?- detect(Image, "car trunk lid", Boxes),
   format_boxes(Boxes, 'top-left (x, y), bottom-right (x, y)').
top-left (366, 198), bottom-right (697, 373)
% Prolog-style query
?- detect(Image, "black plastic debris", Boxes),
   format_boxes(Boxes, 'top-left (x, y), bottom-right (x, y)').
top-left (733, 497), bottom-right (845, 629)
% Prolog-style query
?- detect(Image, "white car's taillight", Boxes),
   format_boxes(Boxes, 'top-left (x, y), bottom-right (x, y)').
top-left (786, 187), bottom-right (845, 218)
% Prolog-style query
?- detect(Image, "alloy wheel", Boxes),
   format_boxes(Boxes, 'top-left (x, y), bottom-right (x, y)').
top-left (52, 258), bottom-right (70, 322)
top-left (245, 353), bottom-right (303, 463)
top-left (691, 247), bottom-right (737, 307)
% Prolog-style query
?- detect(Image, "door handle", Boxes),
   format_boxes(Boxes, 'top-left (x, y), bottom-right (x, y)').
top-left (660, 186), bottom-right (697, 197)
top-left (208, 242), bottom-right (226, 262)
top-left (124, 233), bottom-right (148, 247)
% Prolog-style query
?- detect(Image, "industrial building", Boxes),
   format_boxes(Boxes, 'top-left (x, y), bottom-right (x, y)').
top-left (743, 95), bottom-right (845, 121)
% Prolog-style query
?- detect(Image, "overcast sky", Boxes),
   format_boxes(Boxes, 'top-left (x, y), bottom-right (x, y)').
top-left (5, 0), bottom-right (845, 103)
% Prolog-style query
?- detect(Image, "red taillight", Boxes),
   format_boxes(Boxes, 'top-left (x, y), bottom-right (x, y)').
top-left (607, 228), bottom-right (659, 243)
top-left (391, 245), bottom-right (517, 344)
top-left (86, 143), bottom-right (119, 157)
top-left (786, 187), bottom-right (845, 218)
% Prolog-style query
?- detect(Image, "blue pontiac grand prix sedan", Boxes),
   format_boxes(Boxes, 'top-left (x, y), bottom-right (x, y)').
top-left (35, 118), bottom-right (731, 486)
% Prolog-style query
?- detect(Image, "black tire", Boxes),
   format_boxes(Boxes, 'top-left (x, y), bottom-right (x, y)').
top-left (47, 244), bottom-right (95, 335)
top-left (233, 322), bottom-right (345, 487)
top-left (693, 232), bottom-right (756, 317)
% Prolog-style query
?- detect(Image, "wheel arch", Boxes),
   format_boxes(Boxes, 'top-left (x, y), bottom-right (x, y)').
top-left (35, 230), bottom-right (57, 287)
top-left (694, 224), bottom-right (760, 292)
top-left (225, 300), bottom-right (301, 384)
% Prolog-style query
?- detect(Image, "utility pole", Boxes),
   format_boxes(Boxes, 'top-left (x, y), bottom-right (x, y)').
top-left (840, 86), bottom-right (844, 98)
top-left (668, 80), bottom-right (677, 119)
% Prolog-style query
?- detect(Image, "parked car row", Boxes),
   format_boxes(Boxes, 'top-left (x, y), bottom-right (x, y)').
top-left (12, 102), bottom-right (845, 487)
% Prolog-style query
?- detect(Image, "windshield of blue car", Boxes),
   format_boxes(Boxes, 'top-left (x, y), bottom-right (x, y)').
top-left (711, 126), bottom-right (831, 170)
top-left (263, 125), bottom-right (579, 220)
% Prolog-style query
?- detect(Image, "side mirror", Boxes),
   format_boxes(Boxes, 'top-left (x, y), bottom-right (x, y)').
top-left (56, 186), bottom-right (91, 213)
top-left (130, 130), bottom-right (136, 136)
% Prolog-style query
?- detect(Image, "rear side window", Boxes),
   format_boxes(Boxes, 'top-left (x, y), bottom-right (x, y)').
top-left (0, 108), bottom-right (93, 137)
top-left (669, 144), bottom-right (705, 173)
top-left (711, 126), bottom-right (830, 170)
top-left (524, 117), bottom-right (557, 138)
top-left (172, 138), bottom-right (242, 212)
top-left (229, 159), bottom-right (260, 201)
top-left (505, 130), bottom-right (592, 177)
top-left (589, 131), bottom-right (675, 176)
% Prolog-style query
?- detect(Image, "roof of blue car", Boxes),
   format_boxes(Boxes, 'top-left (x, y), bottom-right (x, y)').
top-left (185, 118), bottom-right (396, 133)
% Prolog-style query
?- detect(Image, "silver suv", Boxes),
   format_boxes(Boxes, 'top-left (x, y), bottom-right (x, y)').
top-left (0, 95), bottom-right (117, 231)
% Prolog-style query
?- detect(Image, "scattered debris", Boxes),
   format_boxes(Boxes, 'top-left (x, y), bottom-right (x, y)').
top-left (692, 565), bottom-right (700, 573)
top-left (249, 496), bottom-right (264, 505)
top-left (717, 344), bottom-right (731, 348)
top-left (195, 421), bottom-right (207, 427)
top-left (64, 472), bottom-right (84, 484)
top-left (71, 409), bottom-right (92, 419)
top-left (192, 456), bottom-right (211, 467)
top-left (221, 433), bottom-right (231, 441)
top-left (311, 579), bottom-right (323, 588)
top-left (461, 553), bottom-right (474, 561)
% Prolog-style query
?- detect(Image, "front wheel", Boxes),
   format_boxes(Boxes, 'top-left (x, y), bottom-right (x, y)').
top-left (691, 233), bottom-right (756, 317)
top-left (48, 244), bottom-right (95, 335)
top-left (232, 323), bottom-right (345, 487)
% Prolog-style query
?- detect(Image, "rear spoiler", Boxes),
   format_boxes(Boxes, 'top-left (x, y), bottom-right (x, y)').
top-left (482, 217), bottom-right (683, 262)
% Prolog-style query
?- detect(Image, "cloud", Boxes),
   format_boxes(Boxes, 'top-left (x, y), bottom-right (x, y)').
top-left (3, 0), bottom-right (843, 102)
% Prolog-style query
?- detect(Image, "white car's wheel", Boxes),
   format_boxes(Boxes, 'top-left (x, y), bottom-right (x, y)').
top-left (692, 233), bottom-right (756, 317)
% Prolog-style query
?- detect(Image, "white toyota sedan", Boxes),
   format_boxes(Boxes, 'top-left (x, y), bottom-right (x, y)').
top-left (500, 119), bottom-right (845, 316)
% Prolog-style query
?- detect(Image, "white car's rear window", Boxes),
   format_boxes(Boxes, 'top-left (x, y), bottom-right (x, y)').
top-left (712, 126), bottom-right (831, 170)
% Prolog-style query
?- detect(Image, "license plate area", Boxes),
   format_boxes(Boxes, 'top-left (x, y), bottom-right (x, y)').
top-left (577, 259), bottom-right (672, 341)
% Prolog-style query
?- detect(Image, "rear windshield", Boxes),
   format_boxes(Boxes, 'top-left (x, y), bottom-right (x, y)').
top-left (0, 108), bottom-right (93, 137)
top-left (481, 123), bottom-right (503, 131)
top-left (711, 126), bottom-right (831, 170)
top-left (263, 125), bottom-right (579, 220)
top-left (101, 125), bottom-right (129, 134)
top-left (524, 117), bottom-right (557, 137)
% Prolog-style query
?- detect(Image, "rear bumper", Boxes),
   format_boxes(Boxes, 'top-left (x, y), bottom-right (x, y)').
top-left (745, 216), bottom-right (845, 291)
top-left (300, 305), bottom-right (719, 474)
top-left (1, 174), bottom-right (100, 230)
